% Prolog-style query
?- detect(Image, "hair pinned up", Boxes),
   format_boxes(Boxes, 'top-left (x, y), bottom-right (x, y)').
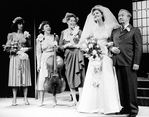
top-left (11, 17), bottom-right (25, 32)
top-left (62, 12), bottom-right (79, 23)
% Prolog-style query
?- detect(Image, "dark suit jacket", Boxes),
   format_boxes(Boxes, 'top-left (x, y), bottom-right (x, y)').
top-left (110, 24), bottom-right (142, 67)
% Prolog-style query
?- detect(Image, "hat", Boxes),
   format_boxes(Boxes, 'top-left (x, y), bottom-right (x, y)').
top-left (62, 12), bottom-right (79, 23)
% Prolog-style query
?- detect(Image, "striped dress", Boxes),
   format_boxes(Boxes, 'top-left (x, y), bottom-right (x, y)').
top-left (6, 32), bottom-right (32, 87)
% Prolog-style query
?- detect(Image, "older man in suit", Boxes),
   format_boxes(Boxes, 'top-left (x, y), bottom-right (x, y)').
top-left (109, 9), bottom-right (142, 117)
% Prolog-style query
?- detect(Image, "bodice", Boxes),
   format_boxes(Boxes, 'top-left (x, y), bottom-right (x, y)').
top-left (40, 35), bottom-right (55, 52)
top-left (12, 33), bottom-right (27, 47)
top-left (92, 26), bottom-right (110, 55)
top-left (92, 25), bottom-right (109, 46)
top-left (62, 28), bottom-right (80, 45)
top-left (63, 29), bottom-right (73, 41)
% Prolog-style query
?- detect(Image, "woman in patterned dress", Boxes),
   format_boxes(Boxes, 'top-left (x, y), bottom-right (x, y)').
top-left (4, 17), bottom-right (31, 106)
top-left (59, 13), bottom-right (85, 106)
top-left (36, 21), bottom-right (58, 107)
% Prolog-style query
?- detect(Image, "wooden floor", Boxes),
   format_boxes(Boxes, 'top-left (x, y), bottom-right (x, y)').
top-left (0, 91), bottom-right (149, 117)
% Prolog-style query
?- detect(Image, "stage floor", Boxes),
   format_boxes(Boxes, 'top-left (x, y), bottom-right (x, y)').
top-left (0, 91), bottom-right (149, 117)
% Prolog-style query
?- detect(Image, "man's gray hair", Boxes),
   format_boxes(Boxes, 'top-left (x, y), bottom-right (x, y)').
top-left (119, 9), bottom-right (132, 18)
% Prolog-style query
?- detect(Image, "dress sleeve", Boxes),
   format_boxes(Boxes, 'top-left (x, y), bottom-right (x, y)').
top-left (59, 31), bottom-right (64, 47)
top-left (6, 33), bottom-right (13, 46)
top-left (36, 37), bottom-right (42, 69)
top-left (24, 35), bottom-right (32, 54)
top-left (26, 35), bottom-right (31, 47)
top-left (59, 31), bottom-right (65, 51)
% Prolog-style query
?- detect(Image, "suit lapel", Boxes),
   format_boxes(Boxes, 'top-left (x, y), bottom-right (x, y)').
top-left (119, 30), bottom-right (127, 38)
top-left (119, 24), bottom-right (132, 38)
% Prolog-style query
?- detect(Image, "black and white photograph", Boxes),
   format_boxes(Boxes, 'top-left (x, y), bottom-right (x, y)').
top-left (0, 0), bottom-right (149, 117)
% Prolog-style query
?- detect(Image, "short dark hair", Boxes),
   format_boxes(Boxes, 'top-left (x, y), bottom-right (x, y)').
top-left (38, 21), bottom-right (50, 34)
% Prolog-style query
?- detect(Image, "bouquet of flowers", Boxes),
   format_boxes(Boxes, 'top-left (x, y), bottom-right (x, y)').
top-left (71, 25), bottom-right (80, 44)
top-left (2, 41), bottom-right (20, 54)
top-left (83, 36), bottom-right (104, 88)
top-left (3, 31), bottom-right (30, 58)
top-left (84, 36), bottom-right (103, 59)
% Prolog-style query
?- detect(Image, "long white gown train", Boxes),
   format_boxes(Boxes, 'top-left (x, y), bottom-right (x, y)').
top-left (77, 55), bottom-right (121, 114)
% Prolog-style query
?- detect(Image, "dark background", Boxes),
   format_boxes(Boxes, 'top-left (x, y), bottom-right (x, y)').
top-left (1, 0), bottom-right (146, 98)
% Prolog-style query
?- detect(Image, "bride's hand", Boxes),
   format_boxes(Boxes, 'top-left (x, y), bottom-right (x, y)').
top-left (106, 42), bottom-right (113, 47)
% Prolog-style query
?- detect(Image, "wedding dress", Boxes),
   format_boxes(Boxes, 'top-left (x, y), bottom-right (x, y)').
top-left (77, 27), bottom-right (121, 114)
top-left (77, 5), bottom-right (121, 114)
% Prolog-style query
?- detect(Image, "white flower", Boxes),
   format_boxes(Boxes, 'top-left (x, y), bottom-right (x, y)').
top-left (88, 43), bottom-right (93, 48)
top-left (96, 44), bottom-right (100, 48)
top-left (37, 34), bottom-right (44, 42)
top-left (126, 27), bottom-right (130, 32)
top-left (72, 25), bottom-right (80, 36)
top-left (92, 50), bottom-right (97, 55)
top-left (54, 41), bottom-right (58, 46)
top-left (24, 31), bottom-right (30, 38)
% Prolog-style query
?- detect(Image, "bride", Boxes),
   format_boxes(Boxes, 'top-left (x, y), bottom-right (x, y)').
top-left (77, 5), bottom-right (122, 114)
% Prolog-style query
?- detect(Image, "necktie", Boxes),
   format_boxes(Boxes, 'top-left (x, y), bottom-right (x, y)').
top-left (121, 25), bottom-right (124, 32)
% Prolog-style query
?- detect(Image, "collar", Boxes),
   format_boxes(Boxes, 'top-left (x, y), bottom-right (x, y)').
top-left (124, 23), bottom-right (129, 29)
top-left (120, 23), bottom-right (131, 32)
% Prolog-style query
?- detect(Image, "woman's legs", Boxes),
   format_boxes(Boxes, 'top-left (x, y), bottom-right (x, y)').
top-left (69, 88), bottom-right (77, 106)
top-left (12, 87), bottom-right (17, 106)
top-left (52, 94), bottom-right (57, 107)
top-left (38, 90), bottom-right (45, 106)
top-left (78, 87), bottom-right (83, 103)
top-left (23, 87), bottom-right (30, 105)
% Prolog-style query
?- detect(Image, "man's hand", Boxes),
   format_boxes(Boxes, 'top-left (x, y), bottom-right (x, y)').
top-left (133, 64), bottom-right (139, 71)
top-left (111, 47), bottom-right (120, 54)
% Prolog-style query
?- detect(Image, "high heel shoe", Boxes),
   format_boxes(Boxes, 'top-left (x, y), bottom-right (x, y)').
top-left (24, 99), bottom-right (30, 105)
top-left (68, 101), bottom-right (77, 107)
top-left (52, 103), bottom-right (57, 108)
top-left (12, 100), bottom-right (17, 106)
top-left (38, 103), bottom-right (43, 107)
top-left (12, 103), bottom-right (17, 106)
top-left (25, 101), bottom-right (30, 105)
top-left (52, 99), bottom-right (57, 108)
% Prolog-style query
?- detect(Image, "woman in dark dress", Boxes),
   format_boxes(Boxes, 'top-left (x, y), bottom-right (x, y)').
top-left (59, 13), bottom-right (85, 106)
